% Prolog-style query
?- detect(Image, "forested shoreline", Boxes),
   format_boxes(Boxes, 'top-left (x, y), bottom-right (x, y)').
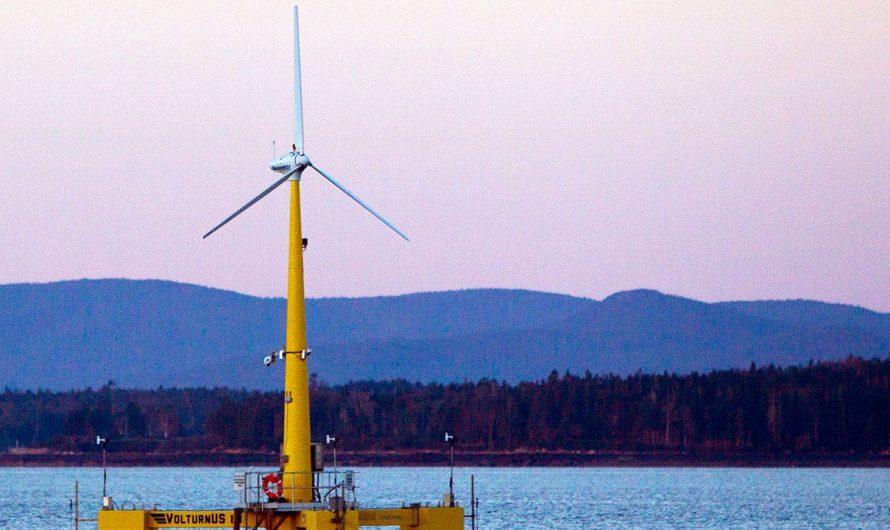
top-left (2, 357), bottom-right (887, 464)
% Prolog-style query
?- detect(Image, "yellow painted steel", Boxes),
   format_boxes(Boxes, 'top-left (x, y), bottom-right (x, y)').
top-left (98, 510), bottom-right (150, 528)
top-left (357, 507), bottom-right (464, 527)
top-left (98, 507), bottom-right (463, 529)
top-left (282, 179), bottom-right (313, 500)
top-left (98, 510), bottom-right (234, 528)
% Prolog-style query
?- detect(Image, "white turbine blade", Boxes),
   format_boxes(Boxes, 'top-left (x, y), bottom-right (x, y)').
top-left (309, 163), bottom-right (410, 241)
top-left (203, 170), bottom-right (296, 239)
top-left (293, 5), bottom-right (304, 154)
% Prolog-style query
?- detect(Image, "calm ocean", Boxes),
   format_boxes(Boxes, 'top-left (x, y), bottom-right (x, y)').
top-left (2, 466), bottom-right (887, 529)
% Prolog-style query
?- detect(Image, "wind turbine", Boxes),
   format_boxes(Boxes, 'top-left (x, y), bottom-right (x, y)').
top-left (96, 6), bottom-right (469, 527)
top-left (202, 8), bottom-right (409, 242)
top-left (202, 6), bottom-right (407, 503)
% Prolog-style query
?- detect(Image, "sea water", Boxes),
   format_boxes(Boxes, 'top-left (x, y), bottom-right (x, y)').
top-left (1, 467), bottom-right (887, 529)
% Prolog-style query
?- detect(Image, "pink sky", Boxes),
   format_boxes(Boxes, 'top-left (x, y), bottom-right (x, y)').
top-left (1, 1), bottom-right (887, 310)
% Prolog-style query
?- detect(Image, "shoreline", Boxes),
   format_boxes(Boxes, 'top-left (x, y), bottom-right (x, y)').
top-left (3, 450), bottom-right (888, 468)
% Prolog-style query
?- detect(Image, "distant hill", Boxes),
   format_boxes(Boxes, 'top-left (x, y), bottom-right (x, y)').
top-left (0, 279), bottom-right (887, 389)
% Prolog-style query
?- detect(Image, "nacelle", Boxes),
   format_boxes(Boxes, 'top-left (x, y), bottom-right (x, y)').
top-left (270, 152), bottom-right (311, 175)
top-left (270, 152), bottom-right (296, 173)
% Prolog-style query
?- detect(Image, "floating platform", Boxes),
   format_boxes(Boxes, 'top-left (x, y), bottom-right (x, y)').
top-left (95, 470), bottom-right (469, 529)
top-left (98, 505), bottom-right (464, 530)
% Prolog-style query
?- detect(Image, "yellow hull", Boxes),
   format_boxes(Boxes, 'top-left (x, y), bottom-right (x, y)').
top-left (98, 506), bottom-right (464, 529)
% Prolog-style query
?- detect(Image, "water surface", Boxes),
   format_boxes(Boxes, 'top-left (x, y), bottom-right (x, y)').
top-left (3, 467), bottom-right (887, 529)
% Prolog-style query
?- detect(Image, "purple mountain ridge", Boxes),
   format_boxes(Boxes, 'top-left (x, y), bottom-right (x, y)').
top-left (1, 279), bottom-right (887, 389)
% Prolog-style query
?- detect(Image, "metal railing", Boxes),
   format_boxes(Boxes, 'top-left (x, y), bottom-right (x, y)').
top-left (236, 471), bottom-right (358, 511)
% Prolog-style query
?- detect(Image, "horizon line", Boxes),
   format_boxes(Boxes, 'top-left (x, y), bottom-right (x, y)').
top-left (1, 276), bottom-right (886, 315)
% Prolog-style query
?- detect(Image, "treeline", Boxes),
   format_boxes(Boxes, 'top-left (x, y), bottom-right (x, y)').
top-left (1, 357), bottom-right (887, 454)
